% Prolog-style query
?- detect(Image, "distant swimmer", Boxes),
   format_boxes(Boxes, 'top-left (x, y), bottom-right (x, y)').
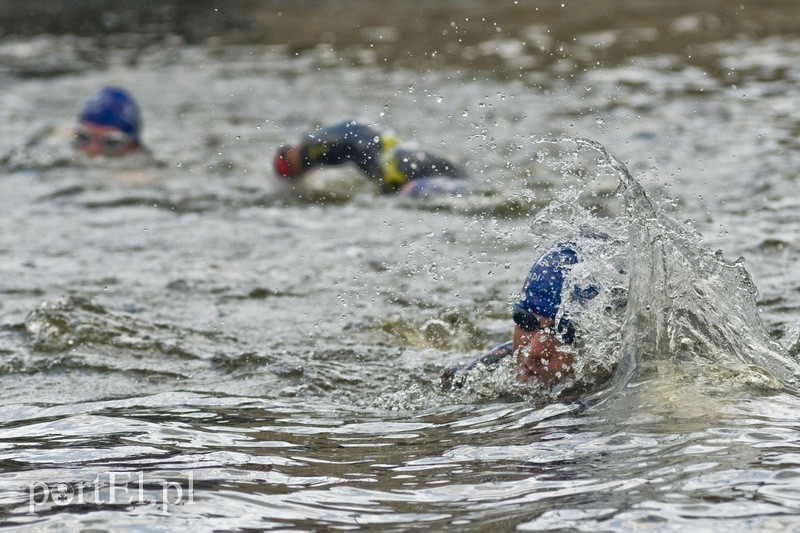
top-left (441, 244), bottom-right (600, 390)
top-left (72, 87), bottom-right (143, 158)
top-left (0, 86), bottom-right (160, 180)
top-left (273, 120), bottom-right (471, 197)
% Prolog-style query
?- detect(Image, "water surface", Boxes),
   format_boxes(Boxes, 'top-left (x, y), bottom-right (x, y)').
top-left (1, 1), bottom-right (800, 530)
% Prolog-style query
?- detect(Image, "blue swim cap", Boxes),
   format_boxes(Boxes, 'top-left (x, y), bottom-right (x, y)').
top-left (514, 245), bottom-right (580, 321)
top-left (78, 87), bottom-right (142, 141)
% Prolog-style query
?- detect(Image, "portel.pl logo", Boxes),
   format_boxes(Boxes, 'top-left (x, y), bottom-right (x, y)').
top-left (27, 471), bottom-right (194, 515)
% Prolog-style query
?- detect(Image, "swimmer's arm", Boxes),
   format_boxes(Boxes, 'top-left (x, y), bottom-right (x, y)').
top-left (1, 124), bottom-right (69, 169)
top-left (440, 341), bottom-right (514, 391)
top-left (464, 341), bottom-right (514, 370)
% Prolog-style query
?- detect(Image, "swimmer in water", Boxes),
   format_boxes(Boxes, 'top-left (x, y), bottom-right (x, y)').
top-left (273, 120), bottom-right (471, 197)
top-left (441, 245), bottom-right (598, 390)
top-left (72, 87), bottom-right (143, 158)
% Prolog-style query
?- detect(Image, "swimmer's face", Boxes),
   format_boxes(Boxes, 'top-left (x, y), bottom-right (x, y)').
top-left (512, 317), bottom-right (574, 385)
top-left (73, 122), bottom-right (137, 157)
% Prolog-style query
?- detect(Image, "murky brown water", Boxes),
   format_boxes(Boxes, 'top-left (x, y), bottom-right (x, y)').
top-left (2, 1), bottom-right (800, 530)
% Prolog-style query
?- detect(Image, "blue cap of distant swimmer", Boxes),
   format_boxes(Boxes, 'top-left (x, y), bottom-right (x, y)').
top-left (79, 87), bottom-right (141, 141)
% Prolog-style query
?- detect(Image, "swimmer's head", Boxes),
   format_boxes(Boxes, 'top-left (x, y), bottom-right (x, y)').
top-left (75, 87), bottom-right (141, 157)
top-left (274, 145), bottom-right (302, 179)
top-left (512, 245), bottom-right (600, 339)
top-left (511, 244), bottom-right (605, 385)
top-left (511, 245), bottom-right (583, 384)
top-left (78, 87), bottom-right (141, 140)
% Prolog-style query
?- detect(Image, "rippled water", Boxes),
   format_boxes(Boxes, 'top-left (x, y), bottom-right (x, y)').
top-left (2, 1), bottom-right (800, 530)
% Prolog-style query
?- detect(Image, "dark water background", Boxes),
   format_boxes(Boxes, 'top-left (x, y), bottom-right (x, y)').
top-left (2, 1), bottom-right (800, 531)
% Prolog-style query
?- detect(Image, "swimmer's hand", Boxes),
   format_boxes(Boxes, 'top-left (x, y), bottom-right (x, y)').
top-left (440, 365), bottom-right (461, 391)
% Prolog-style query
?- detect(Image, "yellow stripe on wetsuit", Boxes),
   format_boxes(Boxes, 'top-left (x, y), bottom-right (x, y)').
top-left (379, 135), bottom-right (407, 192)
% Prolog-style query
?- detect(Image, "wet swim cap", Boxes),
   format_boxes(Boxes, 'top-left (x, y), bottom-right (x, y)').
top-left (514, 245), bottom-right (579, 321)
top-left (79, 87), bottom-right (142, 141)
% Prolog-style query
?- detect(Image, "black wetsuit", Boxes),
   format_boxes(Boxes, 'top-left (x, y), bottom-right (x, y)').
top-left (296, 121), bottom-right (465, 193)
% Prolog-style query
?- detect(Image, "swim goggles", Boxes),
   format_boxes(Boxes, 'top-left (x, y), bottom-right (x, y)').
top-left (512, 304), bottom-right (575, 345)
top-left (512, 304), bottom-right (543, 332)
top-left (72, 127), bottom-right (135, 155)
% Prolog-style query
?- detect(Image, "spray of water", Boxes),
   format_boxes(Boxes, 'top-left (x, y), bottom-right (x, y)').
top-left (569, 138), bottom-right (800, 396)
top-left (433, 137), bottom-right (800, 407)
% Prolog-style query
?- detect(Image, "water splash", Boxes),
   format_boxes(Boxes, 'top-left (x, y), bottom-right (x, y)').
top-left (569, 138), bottom-right (800, 395)
top-left (423, 137), bottom-right (800, 407)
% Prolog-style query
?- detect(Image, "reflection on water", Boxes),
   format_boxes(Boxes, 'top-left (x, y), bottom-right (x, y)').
top-left (2, 0), bottom-right (800, 530)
